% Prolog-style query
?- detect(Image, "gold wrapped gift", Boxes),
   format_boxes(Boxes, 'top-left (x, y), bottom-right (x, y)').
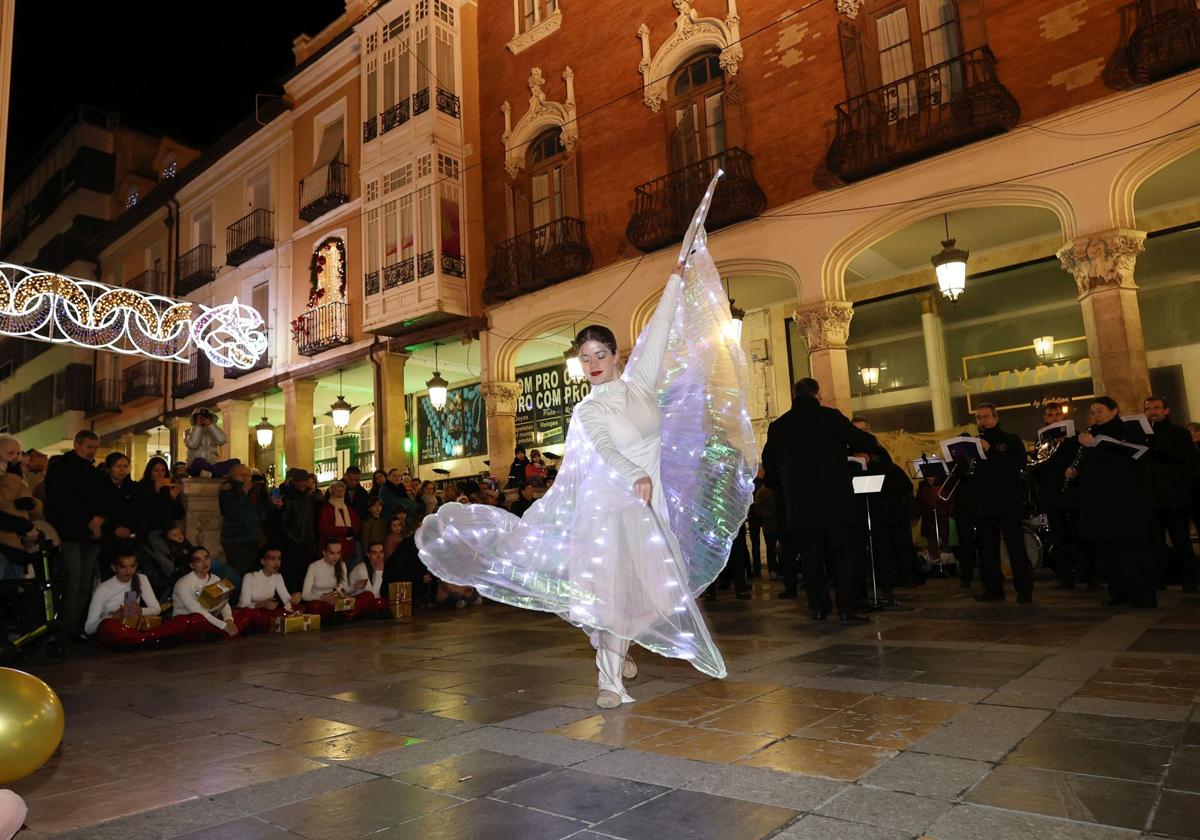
top-left (332, 597), bottom-right (356, 612)
top-left (273, 613), bottom-right (321, 633)
top-left (121, 614), bottom-right (162, 631)
top-left (198, 579), bottom-right (236, 611)
top-left (387, 582), bottom-right (412, 602)
top-left (389, 601), bottom-right (412, 619)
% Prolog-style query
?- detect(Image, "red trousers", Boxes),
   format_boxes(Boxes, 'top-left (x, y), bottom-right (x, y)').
top-left (300, 592), bottom-right (386, 623)
top-left (231, 606), bottom-right (288, 635)
top-left (94, 612), bottom-right (247, 649)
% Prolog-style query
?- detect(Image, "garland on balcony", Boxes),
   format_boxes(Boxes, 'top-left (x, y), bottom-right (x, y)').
top-left (291, 236), bottom-right (348, 341)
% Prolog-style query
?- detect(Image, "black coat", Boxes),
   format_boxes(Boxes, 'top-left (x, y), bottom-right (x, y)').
top-left (1146, 417), bottom-right (1200, 510)
top-left (99, 476), bottom-right (143, 539)
top-left (44, 450), bottom-right (105, 542)
top-left (1028, 437), bottom-right (1081, 512)
top-left (137, 481), bottom-right (186, 533)
top-left (954, 426), bottom-right (1026, 519)
top-left (762, 395), bottom-right (880, 530)
top-left (1076, 417), bottom-right (1156, 543)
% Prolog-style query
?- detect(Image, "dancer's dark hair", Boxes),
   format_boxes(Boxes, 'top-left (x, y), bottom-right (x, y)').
top-left (574, 325), bottom-right (617, 355)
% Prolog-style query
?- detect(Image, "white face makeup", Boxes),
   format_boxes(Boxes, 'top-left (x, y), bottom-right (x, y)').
top-left (578, 340), bottom-right (619, 386)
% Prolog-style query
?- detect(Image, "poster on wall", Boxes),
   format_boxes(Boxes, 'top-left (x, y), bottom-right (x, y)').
top-left (515, 362), bottom-right (591, 447)
top-left (418, 383), bottom-right (486, 463)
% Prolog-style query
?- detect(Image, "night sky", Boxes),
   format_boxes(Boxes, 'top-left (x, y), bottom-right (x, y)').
top-left (6, 1), bottom-right (346, 181)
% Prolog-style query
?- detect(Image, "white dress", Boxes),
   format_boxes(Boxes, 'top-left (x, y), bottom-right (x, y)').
top-left (417, 180), bottom-right (757, 691)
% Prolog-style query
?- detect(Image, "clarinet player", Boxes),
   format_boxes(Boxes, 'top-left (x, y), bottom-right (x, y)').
top-left (969, 404), bottom-right (1033, 603)
top-left (1064, 396), bottom-right (1158, 608)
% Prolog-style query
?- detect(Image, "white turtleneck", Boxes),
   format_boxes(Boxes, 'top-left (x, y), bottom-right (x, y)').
top-left (302, 559), bottom-right (349, 601)
top-left (238, 570), bottom-right (293, 608)
top-left (172, 571), bottom-right (233, 629)
top-left (84, 574), bottom-right (161, 636)
top-left (349, 563), bottom-right (384, 597)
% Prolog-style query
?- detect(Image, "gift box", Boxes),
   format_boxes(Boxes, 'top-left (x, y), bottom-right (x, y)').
top-left (121, 614), bottom-right (162, 631)
top-left (273, 613), bottom-right (321, 633)
top-left (198, 579), bottom-right (236, 611)
top-left (333, 597), bottom-right (356, 612)
top-left (389, 601), bottom-right (412, 619)
top-left (387, 582), bottom-right (412, 602)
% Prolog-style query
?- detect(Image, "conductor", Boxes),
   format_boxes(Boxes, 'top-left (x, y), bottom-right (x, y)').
top-left (762, 378), bottom-right (881, 623)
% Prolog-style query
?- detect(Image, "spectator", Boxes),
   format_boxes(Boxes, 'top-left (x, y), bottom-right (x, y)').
top-left (509, 482), bottom-right (538, 517)
top-left (524, 449), bottom-right (548, 484)
top-left (360, 497), bottom-right (388, 557)
top-left (168, 545), bottom-right (238, 638)
top-left (155, 522), bottom-right (242, 593)
top-left (379, 468), bottom-right (417, 522)
top-left (171, 461), bottom-right (190, 482)
top-left (342, 467), bottom-right (371, 520)
top-left (23, 448), bottom-right (48, 495)
top-left (417, 480), bottom-right (438, 515)
top-left (751, 468), bottom-right (779, 579)
top-left (138, 457), bottom-right (185, 535)
top-left (508, 445), bottom-right (529, 489)
top-left (185, 407), bottom-right (240, 478)
top-left (219, 465), bottom-right (260, 576)
top-left (45, 429), bottom-right (106, 637)
top-left (383, 513), bottom-right (408, 561)
top-left (98, 453), bottom-right (142, 574)
top-left (319, 480), bottom-right (362, 567)
top-left (280, 469), bottom-right (318, 591)
top-left (0, 445), bottom-right (39, 580)
top-left (368, 469), bottom-right (387, 500)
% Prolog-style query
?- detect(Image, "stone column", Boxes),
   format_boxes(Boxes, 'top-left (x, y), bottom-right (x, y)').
top-left (1057, 229), bottom-right (1151, 412)
top-left (216, 399), bottom-right (252, 464)
top-left (795, 300), bottom-right (854, 417)
top-left (282, 379), bottom-right (317, 472)
top-left (129, 432), bottom-right (151, 479)
top-left (481, 380), bottom-right (521, 484)
top-left (376, 350), bottom-right (409, 473)
top-left (182, 478), bottom-right (224, 552)
top-left (920, 293), bottom-right (954, 430)
top-left (168, 415), bottom-right (188, 466)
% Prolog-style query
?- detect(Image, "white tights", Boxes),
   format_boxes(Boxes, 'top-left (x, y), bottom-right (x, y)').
top-left (593, 630), bottom-right (635, 703)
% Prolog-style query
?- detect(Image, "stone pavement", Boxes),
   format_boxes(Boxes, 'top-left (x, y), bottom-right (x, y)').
top-left (13, 577), bottom-right (1200, 840)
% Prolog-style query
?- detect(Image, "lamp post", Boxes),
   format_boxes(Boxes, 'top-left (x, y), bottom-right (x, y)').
top-left (426, 344), bottom-right (448, 409)
top-left (931, 213), bottom-right (969, 302)
top-left (255, 394), bottom-right (274, 447)
top-left (330, 369), bottom-right (352, 431)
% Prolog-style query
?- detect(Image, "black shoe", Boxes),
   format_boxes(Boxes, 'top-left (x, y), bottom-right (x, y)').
top-left (837, 613), bottom-right (869, 625)
top-left (1017, 593), bottom-right (1033, 604)
top-left (810, 609), bottom-right (828, 621)
top-left (735, 589), bottom-right (752, 600)
top-left (975, 592), bottom-right (1005, 602)
top-left (777, 590), bottom-right (798, 599)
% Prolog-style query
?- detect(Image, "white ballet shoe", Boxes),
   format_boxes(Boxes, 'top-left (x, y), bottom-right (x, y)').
top-left (596, 690), bottom-right (622, 709)
top-left (622, 656), bottom-right (638, 680)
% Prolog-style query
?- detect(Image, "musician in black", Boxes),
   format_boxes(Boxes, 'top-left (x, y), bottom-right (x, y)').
top-left (1065, 396), bottom-right (1157, 608)
top-left (1028, 402), bottom-right (1090, 589)
top-left (762, 379), bottom-right (880, 623)
top-left (1143, 396), bottom-right (1200, 592)
top-left (967, 404), bottom-right (1033, 603)
top-left (851, 418), bottom-right (924, 592)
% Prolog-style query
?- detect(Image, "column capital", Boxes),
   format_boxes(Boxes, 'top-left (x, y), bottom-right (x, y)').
top-left (794, 300), bottom-right (854, 352)
top-left (480, 380), bottom-right (522, 415)
top-left (1056, 228), bottom-right (1146, 296)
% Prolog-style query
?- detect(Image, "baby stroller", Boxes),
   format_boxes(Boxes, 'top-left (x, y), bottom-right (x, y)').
top-left (0, 535), bottom-right (68, 664)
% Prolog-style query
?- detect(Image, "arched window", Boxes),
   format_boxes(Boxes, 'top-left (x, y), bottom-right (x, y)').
top-left (665, 51), bottom-right (726, 170)
top-left (526, 128), bottom-right (566, 230)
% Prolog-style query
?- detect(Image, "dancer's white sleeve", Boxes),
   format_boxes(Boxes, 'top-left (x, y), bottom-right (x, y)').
top-left (624, 275), bottom-right (682, 392)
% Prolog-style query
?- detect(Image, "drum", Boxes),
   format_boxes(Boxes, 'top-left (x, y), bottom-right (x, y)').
top-left (1001, 524), bottom-right (1043, 579)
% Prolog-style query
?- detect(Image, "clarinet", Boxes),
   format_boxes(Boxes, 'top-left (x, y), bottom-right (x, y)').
top-left (1061, 425), bottom-right (1095, 492)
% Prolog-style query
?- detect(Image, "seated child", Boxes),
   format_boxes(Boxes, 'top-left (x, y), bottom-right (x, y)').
top-left (166, 545), bottom-right (240, 640)
top-left (300, 538), bottom-right (363, 621)
top-left (348, 541), bottom-right (389, 618)
top-left (84, 547), bottom-right (163, 649)
top-left (163, 524), bottom-right (242, 594)
top-left (235, 546), bottom-right (300, 633)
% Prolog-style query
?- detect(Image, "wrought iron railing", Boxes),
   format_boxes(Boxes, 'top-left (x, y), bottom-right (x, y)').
top-left (412, 87), bottom-right (430, 116)
top-left (383, 258), bottom-right (415, 289)
top-left (825, 47), bottom-right (1019, 182)
top-left (417, 250), bottom-right (435, 278)
top-left (176, 244), bottom-right (216, 296)
top-left (123, 360), bottom-right (164, 402)
top-left (1123, 0), bottom-right (1200, 84)
top-left (363, 115), bottom-right (378, 142)
top-left (357, 450), bottom-right (377, 474)
top-left (299, 161), bottom-right (350, 223)
top-left (382, 100), bottom-right (411, 132)
top-left (294, 301), bottom-right (350, 357)
top-left (127, 268), bottom-right (166, 295)
top-left (441, 253), bottom-right (466, 277)
top-left (173, 349), bottom-right (213, 398)
top-left (625, 148), bottom-right (766, 253)
top-left (365, 270), bottom-right (380, 296)
top-left (485, 217), bottom-right (593, 304)
top-left (436, 88), bottom-right (461, 118)
top-left (226, 208), bottom-right (274, 266)
top-left (85, 379), bottom-right (121, 418)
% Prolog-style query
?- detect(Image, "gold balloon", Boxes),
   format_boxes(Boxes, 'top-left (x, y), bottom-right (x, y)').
top-left (0, 668), bottom-right (64, 784)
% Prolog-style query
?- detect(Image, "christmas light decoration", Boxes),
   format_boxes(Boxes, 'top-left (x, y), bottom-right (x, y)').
top-left (0, 262), bottom-right (268, 369)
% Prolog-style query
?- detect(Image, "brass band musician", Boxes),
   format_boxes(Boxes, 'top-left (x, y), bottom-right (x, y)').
top-left (1027, 402), bottom-right (1091, 589)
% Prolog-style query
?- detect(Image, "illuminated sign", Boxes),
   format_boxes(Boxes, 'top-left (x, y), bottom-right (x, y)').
top-left (0, 262), bottom-right (268, 369)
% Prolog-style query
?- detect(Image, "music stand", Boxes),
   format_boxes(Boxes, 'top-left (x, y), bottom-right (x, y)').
top-left (910, 457), bottom-right (951, 578)
top-left (852, 473), bottom-right (893, 610)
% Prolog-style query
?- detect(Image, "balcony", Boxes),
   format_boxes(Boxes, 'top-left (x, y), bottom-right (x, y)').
top-left (85, 379), bottom-right (119, 419)
top-left (485, 217), bottom-right (593, 304)
top-left (294, 301), bottom-right (350, 357)
top-left (299, 161), bottom-right (350, 223)
top-left (356, 450), bottom-right (376, 474)
top-left (436, 88), bottom-right (461, 118)
top-left (625, 148), bottom-right (766, 253)
top-left (226, 208), bottom-right (274, 266)
top-left (127, 269), bottom-right (166, 296)
top-left (176, 244), bottom-right (216, 296)
top-left (825, 47), bottom-right (1019, 183)
top-left (20, 364), bottom-right (91, 427)
top-left (363, 115), bottom-right (378, 142)
top-left (123, 360), bottom-right (164, 403)
top-left (173, 349), bottom-right (212, 398)
top-left (383, 258), bottom-right (415, 290)
top-left (381, 100), bottom-right (411, 133)
top-left (1121, 0), bottom-right (1200, 85)
top-left (412, 88), bottom-right (430, 116)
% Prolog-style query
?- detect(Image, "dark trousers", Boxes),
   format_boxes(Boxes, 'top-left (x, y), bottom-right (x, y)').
top-left (779, 531), bottom-right (800, 594)
top-left (749, 522), bottom-right (777, 576)
top-left (1154, 508), bottom-right (1196, 587)
top-left (976, 515), bottom-right (1033, 597)
top-left (712, 523), bottom-right (749, 594)
top-left (1047, 509), bottom-right (1088, 585)
top-left (1093, 538), bottom-right (1157, 606)
top-left (794, 526), bottom-right (858, 615)
top-left (955, 514), bottom-right (977, 584)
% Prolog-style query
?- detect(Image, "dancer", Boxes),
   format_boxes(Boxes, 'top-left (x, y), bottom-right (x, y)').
top-left (417, 175), bottom-right (757, 708)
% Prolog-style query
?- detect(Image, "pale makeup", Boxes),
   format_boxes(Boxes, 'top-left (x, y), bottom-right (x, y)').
top-left (578, 340), bottom-right (619, 386)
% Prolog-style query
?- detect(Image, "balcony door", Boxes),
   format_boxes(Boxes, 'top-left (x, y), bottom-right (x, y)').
top-left (666, 52), bottom-right (727, 172)
top-left (871, 0), bottom-right (963, 119)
